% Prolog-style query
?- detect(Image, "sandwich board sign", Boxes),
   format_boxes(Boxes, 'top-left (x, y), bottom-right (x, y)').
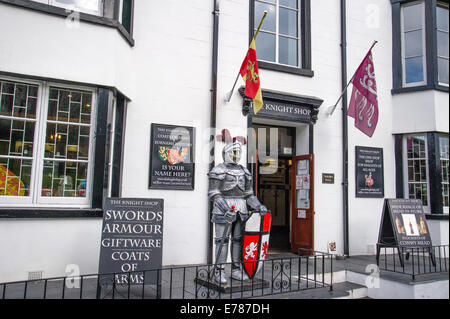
top-left (98, 198), bottom-right (164, 291)
top-left (376, 198), bottom-right (434, 267)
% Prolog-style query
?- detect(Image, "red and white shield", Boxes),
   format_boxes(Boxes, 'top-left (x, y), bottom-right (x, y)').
top-left (242, 211), bottom-right (271, 279)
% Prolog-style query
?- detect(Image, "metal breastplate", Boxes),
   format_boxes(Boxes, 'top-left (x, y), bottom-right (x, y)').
top-left (220, 167), bottom-right (246, 196)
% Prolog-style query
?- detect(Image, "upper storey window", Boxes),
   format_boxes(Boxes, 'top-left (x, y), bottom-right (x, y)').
top-left (250, 0), bottom-right (312, 76)
top-left (401, 1), bottom-right (427, 86)
top-left (254, 0), bottom-right (301, 67)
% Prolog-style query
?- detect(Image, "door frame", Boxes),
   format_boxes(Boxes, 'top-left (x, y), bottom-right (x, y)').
top-left (291, 154), bottom-right (314, 255)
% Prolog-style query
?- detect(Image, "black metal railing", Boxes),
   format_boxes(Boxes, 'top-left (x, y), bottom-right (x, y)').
top-left (377, 245), bottom-right (449, 280)
top-left (0, 252), bottom-right (333, 299)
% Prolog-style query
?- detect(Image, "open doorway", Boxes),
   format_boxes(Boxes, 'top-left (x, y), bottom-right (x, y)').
top-left (253, 124), bottom-right (295, 254)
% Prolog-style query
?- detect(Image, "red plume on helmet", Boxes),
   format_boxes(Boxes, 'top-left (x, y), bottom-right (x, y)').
top-left (216, 129), bottom-right (247, 145)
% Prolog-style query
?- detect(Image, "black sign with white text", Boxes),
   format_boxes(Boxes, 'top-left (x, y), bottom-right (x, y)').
top-left (149, 124), bottom-right (195, 190)
top-left (379, 198), bottom-right (432, 247)
top-left (255, 101), bottom-right (314, 123)
top-left (98, 198), bottom-right (164, 285)
top-left (355, 146), bottom-right (384, 198)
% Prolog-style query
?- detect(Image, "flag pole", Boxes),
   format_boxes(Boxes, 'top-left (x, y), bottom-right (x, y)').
top-left (225, 11), bottom-right (268, 103)
top-left (327, 40), bottom-right (378, 116)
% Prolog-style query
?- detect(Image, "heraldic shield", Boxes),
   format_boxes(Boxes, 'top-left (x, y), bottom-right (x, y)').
top-left (242, 211), bottom-right (272, 279)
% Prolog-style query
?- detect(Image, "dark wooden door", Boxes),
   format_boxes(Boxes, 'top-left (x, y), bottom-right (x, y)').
top-left (291, 155), bottom-right (314, 255)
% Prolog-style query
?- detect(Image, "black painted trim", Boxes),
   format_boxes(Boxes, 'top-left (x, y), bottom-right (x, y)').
top-left (427, 132), bottom-right (444, 215)
top-left (0, 70), bottom-right (132, 102)
top-left (309, 124), bottom-right (314, 154)
top-left (92, 88), bottom-right (110, 209)
top-left (249, 0), bottom-right (314, 77)
top-left (391, 2), bottom-right (403, 90)
top-left (258, 61), bottom-right (314, 77)
top-left (391, 84), bottom-right (449, 94)
top-left (425, 214), bottom-right (449, 220)
top-left (394, 134), bottom-right (404, 198)
top-left (0, 0), bottom-right (134, 47)
top-left (111, 94), bottom-right (127, 198)
top-left (0, 209), bottom-right (103, 219)
top-left (391, 0), bottom-right (450, 93)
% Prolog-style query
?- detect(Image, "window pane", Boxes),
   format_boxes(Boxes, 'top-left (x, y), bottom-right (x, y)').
top-left (279, 36), bottom-right (298, 66)
top-left (0, 80), bottom-right (38, 198)
top-left (255, 1), bottom-right (276, 33)
top-left (403, 3), bottom-right (423, 31)
top-left (51, 0), bottom-right (101, 14)
top-left (437, 6), bottom-right (449, 31)
top-left (280, 0), bottom-right (298, 9)
top-left (438, 58), bottom-right (449, 84)
top-left (404, 30), bottom-right (423, 57)
top-left (437, 31), bottom-right (449, 58)
top-left (405, 57), bottom-right (424, 83)
top-left (406, 136), bottom-right (429, 206)
top-left (279, 8), bottom-right (298, 37)
top-left (0, 158), bottom-right (31, 196)
top-left (255, 31), bottom-right (276, 62)
top-left (41, 161), bottom-right (87, 198)
top-left (42, 87), bottom-right (93, 199)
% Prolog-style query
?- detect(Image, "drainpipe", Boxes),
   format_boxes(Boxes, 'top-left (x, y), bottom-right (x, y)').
top-left (208, 0), bottom-right (220, 264)
top-left (341, 0), bottom-right (350, 257)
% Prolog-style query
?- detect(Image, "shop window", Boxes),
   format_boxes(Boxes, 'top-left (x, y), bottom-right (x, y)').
top-left (251, 0), bottom-right (312, 76)
top-left (436, 3), bottom-right (449, 86)
top-left (404, 135), bottom-right (430, 211)
top-left (401, 1), bottom-right (427, 87)
top-left (440, 135), bottom-right (449, 212)
top-left (0, 78), bottom-right (96, 207)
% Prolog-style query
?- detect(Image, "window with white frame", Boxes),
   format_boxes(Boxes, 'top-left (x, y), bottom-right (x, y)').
top-left (401, 1), bottom-right (427, 86)
top-left (437, 2), bottom-right (449, 85)
top-left (254, 0), bottom-right (301, 67)
top-left (404, 135), bottom-right (430, 211)
top-left (0, 78), bottom-right (95, 207)
top-left (31, 0), bottom-right (103, 16)
top-left (440, 135), bottom-right (449, 211)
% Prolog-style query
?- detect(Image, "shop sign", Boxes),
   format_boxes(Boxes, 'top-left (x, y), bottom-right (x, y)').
top-left (255, 101), bottom-right (314, 123)
top-left (98, 198), bottom-right (164, 285)
top-left (149, 123), bottom-right (195, 190)
top-left (355, 146), bottom-right (384, 198)
top-left (322, 173), bottom-right (335, 184)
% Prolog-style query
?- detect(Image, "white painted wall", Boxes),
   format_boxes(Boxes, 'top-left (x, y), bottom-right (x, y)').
top-left (0, 0), bottom-right (447, 283)
top-left (0, 219), bottom-right (102, 282)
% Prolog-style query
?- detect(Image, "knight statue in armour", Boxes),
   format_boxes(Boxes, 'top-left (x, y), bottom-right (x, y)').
top-left (208, 129), bottom-right (268, 284)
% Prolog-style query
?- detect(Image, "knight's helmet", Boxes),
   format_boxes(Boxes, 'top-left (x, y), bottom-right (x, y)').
top-left (216, 129), bottom-right (247, 164)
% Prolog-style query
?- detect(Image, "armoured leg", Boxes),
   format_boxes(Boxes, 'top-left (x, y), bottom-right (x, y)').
top-left (213, 223), bottom-right (230, 284)
top-left (230, 218), bottom-right (249, 281)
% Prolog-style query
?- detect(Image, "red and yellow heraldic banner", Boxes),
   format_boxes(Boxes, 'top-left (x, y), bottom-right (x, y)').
top-left (0, 164), bottom-right (25, 196)
top-left (239, 38), bottom-right (263, 115)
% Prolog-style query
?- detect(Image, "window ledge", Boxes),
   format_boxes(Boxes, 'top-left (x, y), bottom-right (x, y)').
top-left (391, 84), bottom-right (449, 95)
top-left (0, 0), bottom-right (134, 47)
top-left (258, 61), bottom-right (314, 77)
top-left (0, 208), bottom-right (103, 219)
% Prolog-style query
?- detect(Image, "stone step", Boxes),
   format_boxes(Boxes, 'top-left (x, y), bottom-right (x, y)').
top-left (251, 281), bottom-right (368, 299)
top-left (331, 281), bottom-right (369, 299)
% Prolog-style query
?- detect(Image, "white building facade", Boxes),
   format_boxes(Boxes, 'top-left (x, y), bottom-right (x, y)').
top-left (0, 0), bottom-right (448, 283)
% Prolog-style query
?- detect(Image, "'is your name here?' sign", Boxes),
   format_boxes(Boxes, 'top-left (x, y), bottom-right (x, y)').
top-left (98, 198), bottom-right (164, 285)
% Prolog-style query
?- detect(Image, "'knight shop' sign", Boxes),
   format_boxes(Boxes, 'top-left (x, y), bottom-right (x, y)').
top-left (98, 198), bottom-right (164, 285)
